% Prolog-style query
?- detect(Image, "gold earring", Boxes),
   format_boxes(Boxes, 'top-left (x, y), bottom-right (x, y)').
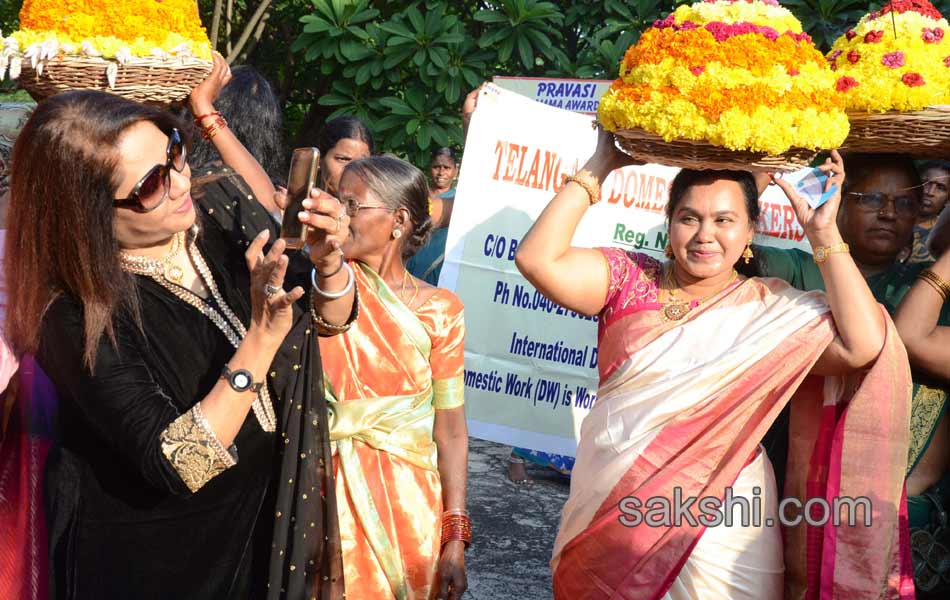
top-left (664, 243), bottom-right (674, 259)
top-left (742, 243), bottom-right (754, 264)
top-left (392, 229), bottom-right (403, 239)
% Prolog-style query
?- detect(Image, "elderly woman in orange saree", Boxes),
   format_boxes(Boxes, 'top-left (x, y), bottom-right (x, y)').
top-left (309, 155), bottom-right (469, 600)
top-left (515, 130), bottom-right (914, 600)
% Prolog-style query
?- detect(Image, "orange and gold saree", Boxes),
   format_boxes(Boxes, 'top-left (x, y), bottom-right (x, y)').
top-left (318, 262), bottom-right (464, 600)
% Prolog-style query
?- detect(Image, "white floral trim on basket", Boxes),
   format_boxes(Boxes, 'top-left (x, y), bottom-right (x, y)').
top-left (0, 34), bottom-right (204, 89)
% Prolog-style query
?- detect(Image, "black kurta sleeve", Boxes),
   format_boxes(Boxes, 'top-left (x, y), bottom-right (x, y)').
top-left (38, 297), bottom-right (234, 497)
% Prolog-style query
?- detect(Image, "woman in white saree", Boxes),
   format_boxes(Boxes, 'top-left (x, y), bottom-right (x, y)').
top-left (515, 131), bottom-right (914, 600)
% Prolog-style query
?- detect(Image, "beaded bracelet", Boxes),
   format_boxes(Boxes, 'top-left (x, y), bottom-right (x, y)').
top-left (310, 284), bottom-right (360, 336)
top-left (563, 170), bottom-right (601, 205)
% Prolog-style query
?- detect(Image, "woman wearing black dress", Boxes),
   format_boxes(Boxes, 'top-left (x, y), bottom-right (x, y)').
top-left (4, 57), bottom-right (353, 599)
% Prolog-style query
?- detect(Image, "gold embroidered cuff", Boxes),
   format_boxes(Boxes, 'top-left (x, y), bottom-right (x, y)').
top-left (160, 403), bottom-right (237, 493)
top-left (433, 375), bottom-right (465, 410)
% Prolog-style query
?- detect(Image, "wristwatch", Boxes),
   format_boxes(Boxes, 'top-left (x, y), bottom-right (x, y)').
top-left (221, 365), bottom-right (264, 393)
top-left (812, 242), bottom-right (850, 264)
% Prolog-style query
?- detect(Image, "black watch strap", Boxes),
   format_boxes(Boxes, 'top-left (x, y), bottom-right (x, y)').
top-left (221, 365), bottom-right (264, 393)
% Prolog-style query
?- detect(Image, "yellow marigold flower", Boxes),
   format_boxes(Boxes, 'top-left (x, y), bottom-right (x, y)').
top-left (9, 0), bottom-right (211, 60)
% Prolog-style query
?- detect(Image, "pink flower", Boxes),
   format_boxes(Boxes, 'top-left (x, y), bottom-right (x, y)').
top-left (922, 28), bottom-right (940, 43)
top-left (689, 65), bottom-right (705, 76)
top-left (944, 55), bottom-right (950, 67)
top-left (788, 68), bottom-right (800, 76)
top-left (829, 49), bottom-right (843, 60)
top-left (936, 28), bottom-right (946, 41)
top-left (836, 76), bottom-right (859, 92)
top-left (882, 51), bottom-right (906, 68)
top-left (830, 63), bottom-right (838, 71)
top-left (902, 72), bottom-right (926, 87)
top-left (654, 14), bottom-right (675, 29)
top-left (864, 30), bottom-right (885, 43)
top-left (847, 50), bottom-right (860, 63)
top-left (846, 29), bottom-right (857, 40)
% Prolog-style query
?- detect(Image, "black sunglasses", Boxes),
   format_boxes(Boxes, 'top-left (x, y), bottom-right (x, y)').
top-left (113, 128), bottom-right (187, 213)
top-left (845, 192), bottom-right (919, 219)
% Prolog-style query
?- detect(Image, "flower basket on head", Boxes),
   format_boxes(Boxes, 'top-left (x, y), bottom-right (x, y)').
top-left (830, 1), bottom-right (950, 156)
top-left (1, 0), bottom-right (213, 106)
top-left (598, 0), bottom-right (849, 173)
top-left (612, 128), bottom-right (817, 172)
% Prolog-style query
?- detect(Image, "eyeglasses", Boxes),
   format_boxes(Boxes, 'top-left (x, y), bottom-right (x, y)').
top-left (344, 199), bottom-right (395, 216)
top-left (845, 192), bottom-right (919, 218)
top-left (113, 128), bottom-right (187, 213)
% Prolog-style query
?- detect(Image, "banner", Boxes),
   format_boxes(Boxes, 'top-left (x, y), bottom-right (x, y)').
top-left (441, 85), bottom-right (812, 456)
top-left (493, 76), bottom-right (613, 114)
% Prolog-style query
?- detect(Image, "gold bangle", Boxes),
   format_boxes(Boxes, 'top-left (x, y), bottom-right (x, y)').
top-left (563, 170), bottom-right (601, 205)
top-left (310, 284), bottom-right (360, 336)
top-left (918, 269), bottom-right (950, 301)
top-left (812, 242), bottom-right (850, 264)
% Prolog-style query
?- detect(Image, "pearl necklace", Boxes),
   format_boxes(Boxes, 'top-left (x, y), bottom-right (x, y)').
top-left (118, 231), bottom-right (186, 284)
top-left (118, 228), bottom-right (277, 433)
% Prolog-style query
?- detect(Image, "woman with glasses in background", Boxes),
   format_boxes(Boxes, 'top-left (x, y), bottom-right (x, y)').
top-left (302, 154), bottom-right (470, 600)
top-left (754, 154), bottom-right (950, 597)
top-left (3, 54), bottom-right (354, 599)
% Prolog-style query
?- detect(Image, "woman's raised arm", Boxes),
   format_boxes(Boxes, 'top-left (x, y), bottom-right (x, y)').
top-left (772, 151), bottom-right (887, 374)
top-left (189, 52), bottom-right (278, 214)
top-left (515, 129), bottom-right (637, 316)
top-left (894, 243), bottom-right (950, 381)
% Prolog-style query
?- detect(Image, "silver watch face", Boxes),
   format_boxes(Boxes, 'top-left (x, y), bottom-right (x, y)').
top-left (232, 371), bottom-right (252, 391)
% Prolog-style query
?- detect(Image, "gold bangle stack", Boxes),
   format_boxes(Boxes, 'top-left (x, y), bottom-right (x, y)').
top-left (918, 269), bottom-right (950, 301)
top-left (563, 170), bottom-right (601, 205)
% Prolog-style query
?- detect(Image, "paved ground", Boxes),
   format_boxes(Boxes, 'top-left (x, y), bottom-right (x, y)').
top-left (464, 438), bottom-right (570, 600)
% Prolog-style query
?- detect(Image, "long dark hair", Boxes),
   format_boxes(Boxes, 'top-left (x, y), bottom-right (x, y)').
top-left (184, 65), bottom-right (286, 179)
top-left (667, 169), bottom-right (762, 277)
top-left (342, 156), bottom-right (432, 258)
top-left (6, 91), bottom-right (183, 368)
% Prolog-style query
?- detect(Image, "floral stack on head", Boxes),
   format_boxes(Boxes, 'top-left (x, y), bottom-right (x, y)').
top-left (597, 0), bottom-right (849, 156)
top-left (828, 0), bottom-right (950, 112)
top-left (0, 0), bottom-right (212, 83)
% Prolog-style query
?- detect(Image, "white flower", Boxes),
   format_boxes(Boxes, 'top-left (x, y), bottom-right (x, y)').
top-left (9, 57), bottom-right (21, 80)
top-left (35, 61), bottom-right (44, 77)
top-left (40, 38), bottom-right (58, 61)
top-left (150, 47), bottom-right (169, 61)
top-left (60, 43), bottom-right (76, 55)
top-left (24, 44), bottom-right (41, 69)
top-left (115, 47), bottom-right (132, 65)
top-left (4, 37), bottom-right (19, 53)
top-left (169, 43), bottom-right (192, 59)
top-left (106, 62), bottom-right (118, 88)
top-left (0, 55), bottom-right (7, 82)
top-left (81, 40), bottom-right (102, 57)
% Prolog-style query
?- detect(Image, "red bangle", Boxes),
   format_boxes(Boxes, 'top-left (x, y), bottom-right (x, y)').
top-left (440, 513), bottom-right (472, 549)
top-left (193, 110), bottom-right (221, 124)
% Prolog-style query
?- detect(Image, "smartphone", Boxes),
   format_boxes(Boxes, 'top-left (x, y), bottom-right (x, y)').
top-left (794, 167), bottom-right (837, 210)
top-left (280, 147), bottom-right (321, 250)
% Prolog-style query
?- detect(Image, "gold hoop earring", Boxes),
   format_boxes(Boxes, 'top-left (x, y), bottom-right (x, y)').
top-left (742, 243), bottom-right (754, 264)
top-left (664, 243), bottom-right (674, 259)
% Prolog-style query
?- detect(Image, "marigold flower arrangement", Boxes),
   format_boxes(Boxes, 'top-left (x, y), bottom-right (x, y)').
top-left (828, 0), bottom-right (950, 112)
top-left (0, 0), bottom-right (212, 84)
top-left (598, 0), bottom-right (850, 156)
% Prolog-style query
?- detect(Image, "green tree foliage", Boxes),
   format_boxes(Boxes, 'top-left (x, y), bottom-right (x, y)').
top-left (5, 1), bottom-right (950, 167)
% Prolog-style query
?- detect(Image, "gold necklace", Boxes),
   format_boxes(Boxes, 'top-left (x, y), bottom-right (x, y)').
top-left (399, 269), bottom-right (420, 309)
top-left (118, 231), bottom-right (186, 284)
top-left (662, 264), bottom-right (738, 322)
top-left (118, 228), bottom-right (276, 433)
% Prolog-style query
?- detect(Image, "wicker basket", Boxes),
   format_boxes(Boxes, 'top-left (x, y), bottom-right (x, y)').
top-left (841, 106), bottom-right (950, 157)
top-left (16, 55), bottom-right (212, 106)
top-left (612, 127), bottom-right (817, 173)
